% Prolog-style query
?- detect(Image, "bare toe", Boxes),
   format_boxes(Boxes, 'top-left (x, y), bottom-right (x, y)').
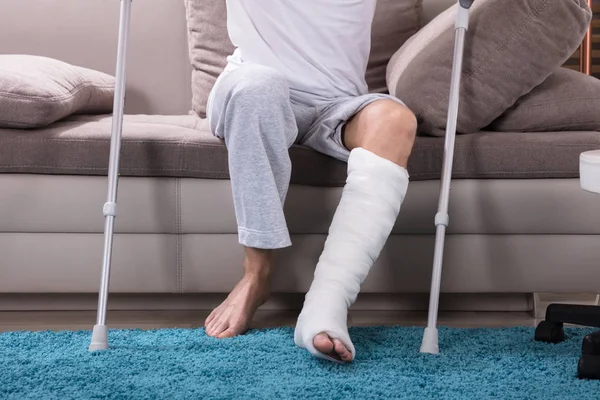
top-left (217, 327), bottom-right (241, 339)
top-left (211, 317), bottom-right (229, 337)
top-left (333, 338), bottom-right (353, 362)
top-left (313, 333), bottom-right (334, 354)
top-left (203, 273), bottom-right (269, 339)
top-left (312, 333), bottom-right (353, 362)
top-left (313, 332), bottom-right (349, 361)
top-left (205, 309), bottom-right (223, 335)
top-left (205, 309), bottom-right (218, 327)
top-left (205, 309), bottom-right (221, 333)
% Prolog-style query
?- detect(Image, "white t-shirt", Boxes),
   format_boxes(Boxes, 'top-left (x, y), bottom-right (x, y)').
top-left (224, 0), bottom-right (377, 105)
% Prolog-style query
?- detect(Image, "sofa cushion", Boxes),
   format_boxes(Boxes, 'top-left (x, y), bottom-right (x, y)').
top-left (0, 55), bottom-right (115, 129)
top-left (488, 67), bottom-right (600, 133)
top-left (386, 0), bottom-right (593, 136)
top-left (184, 0), bottom-right (233, 120)
top-left (366, 0), bottom-right (423, 94)
top-left (184, 0), bottom-right (423, 118)
top-left (0, 115), bottom-right (598, 184)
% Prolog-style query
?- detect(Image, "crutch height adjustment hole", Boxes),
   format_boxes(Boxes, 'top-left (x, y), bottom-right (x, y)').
top-left (435, 212), bottom-right (449, 227)
top-left (103, 202), bottom-right (117, 217)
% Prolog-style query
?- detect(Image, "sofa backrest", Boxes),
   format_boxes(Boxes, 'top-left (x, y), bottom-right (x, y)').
top-left (0, 0), bottom-right (454, 116)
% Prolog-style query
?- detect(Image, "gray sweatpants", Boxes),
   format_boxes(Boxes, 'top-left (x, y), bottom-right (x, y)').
top-left (207, 64), bottom-right (401, 249)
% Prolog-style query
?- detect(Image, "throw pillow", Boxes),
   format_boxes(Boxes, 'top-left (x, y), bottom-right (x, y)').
top-left (386, 0), bottom-right (592, 136)
top-left (184, 0), bottom-right (234, 120)
top-left (0, 55), bottom-right (115, 129)
top-left (488, 67), bottom-right (600, 132)
top-left (184, 0), bottom-right (423, 118)
top-left (367, 0), bottom-right (423, 94)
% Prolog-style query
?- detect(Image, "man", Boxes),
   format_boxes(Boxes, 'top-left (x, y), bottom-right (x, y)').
top-left (204, 0), bottom-right (417, 363)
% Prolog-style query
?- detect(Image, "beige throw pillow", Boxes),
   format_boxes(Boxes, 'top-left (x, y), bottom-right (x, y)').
top-left (386, 0), bottom-right (592, 136)
top-left (184, 0), bottom-right (423, 118)
top-left (0, 55), bottom-right (115, 129)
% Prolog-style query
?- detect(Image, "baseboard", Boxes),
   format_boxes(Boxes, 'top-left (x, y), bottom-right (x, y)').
top-left (534, 293), bottom-right (600, 318)
top-left (0, 293), bottom-right (535, 313)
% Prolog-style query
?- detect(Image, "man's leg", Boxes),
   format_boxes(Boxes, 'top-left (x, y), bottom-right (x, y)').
top-left (295, 97), bottom-right (416, 362)
top-left (342, 99), bottom-right (415, 167)
top-left (205, 64), bottom-right (298, 338)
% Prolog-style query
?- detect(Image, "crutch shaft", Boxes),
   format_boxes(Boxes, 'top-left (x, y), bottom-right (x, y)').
top-left (437, 27), bottom-right (466, 216)
top-left (95, 0), bottom-right (131, 325)
top-left (421, 1), bottom-right (471, 354)
top-left (90, 0), bottom-right (133, 351)
top-left (426, 225), bottom-right (447, 327)
top-left (107, 0), bottom-right (132, 204)
top-left (426, 24), bottom-right (468, 330)
top-left (96, 217), bottom-right (116, 325)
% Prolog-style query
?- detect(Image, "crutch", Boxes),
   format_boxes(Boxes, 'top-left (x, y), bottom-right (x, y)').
top-left (89, 0), bottom-right (133, 351)
top-left (420, 0), bottom-right (474, 355)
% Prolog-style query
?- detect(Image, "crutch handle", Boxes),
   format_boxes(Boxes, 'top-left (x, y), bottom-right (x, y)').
top-left (459, 0), bottom-right (474, 9)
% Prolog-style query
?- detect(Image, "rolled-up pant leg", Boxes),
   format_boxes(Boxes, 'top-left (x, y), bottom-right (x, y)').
top-left (207, 65), bottom-right (298, 249)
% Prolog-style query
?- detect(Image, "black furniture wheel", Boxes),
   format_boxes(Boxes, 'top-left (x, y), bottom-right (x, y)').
top-left (534, 320), bottom-right (565, 343)
top-left (578, 354), bottom-right (600, 380)
top-left (534, 304), bottom-right (600, 380)
top-left (582, 331), bottom-right (600, 356)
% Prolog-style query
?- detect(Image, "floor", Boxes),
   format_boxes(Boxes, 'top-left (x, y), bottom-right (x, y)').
top-left (0, 309), bottom-right (538, 333)
top-left (0, 294), bottom-right (596, 333)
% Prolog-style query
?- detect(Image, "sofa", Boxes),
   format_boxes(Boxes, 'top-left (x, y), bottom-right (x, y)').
top-left (1, 0), bottom-right (599, 314)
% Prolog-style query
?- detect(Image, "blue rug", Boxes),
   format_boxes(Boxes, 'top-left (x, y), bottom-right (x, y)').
top-left (2, 326), bottom-right (600, 399)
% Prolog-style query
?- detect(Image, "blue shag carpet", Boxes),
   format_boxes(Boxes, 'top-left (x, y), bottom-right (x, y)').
top-left (2, 326), bottom-right (600, 399)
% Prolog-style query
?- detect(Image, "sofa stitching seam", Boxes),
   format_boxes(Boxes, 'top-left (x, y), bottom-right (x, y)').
top-left (507, 97), bottom-right (600, 111)
top-left (178, 138), bottom-right (185, 293)
top-left (0, 84), bottom-right (114, 102)
top-left (176, 178), bottom-right (182, 294)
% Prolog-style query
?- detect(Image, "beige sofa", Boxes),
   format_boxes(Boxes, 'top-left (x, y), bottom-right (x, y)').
top-left (1, 0), bottom-right (599, 314)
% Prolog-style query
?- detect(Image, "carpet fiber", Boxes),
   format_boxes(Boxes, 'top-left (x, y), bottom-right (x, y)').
top-left (2, 326), bottom-right (600, 399)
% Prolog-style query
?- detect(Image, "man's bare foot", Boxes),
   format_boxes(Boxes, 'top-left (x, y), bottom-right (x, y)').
top-left (313, 333), bottom-right (353, 362)
top-left (204, 273), bottom-right (269, 338)
top-left (205, 248), bottom-right (272, 339)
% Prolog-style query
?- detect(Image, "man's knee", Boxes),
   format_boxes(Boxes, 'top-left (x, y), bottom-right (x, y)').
top-left (346, 99), bottom-right (417, 165)
top-left (220, 65), bottom-right (295, 147)
top-left (230, 65), bottom-right (290, 105)
top-left (360, 100), bottom-right (417, 147)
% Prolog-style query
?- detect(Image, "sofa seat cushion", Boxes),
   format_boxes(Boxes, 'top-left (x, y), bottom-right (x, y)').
top-left (0, 114), bottom-right (598, 184)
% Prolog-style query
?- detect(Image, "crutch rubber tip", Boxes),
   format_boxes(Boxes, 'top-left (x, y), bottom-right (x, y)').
top-left (420, 327), bottom-right (439, 354)
top-left (89, 324), bottom-right (109, 351)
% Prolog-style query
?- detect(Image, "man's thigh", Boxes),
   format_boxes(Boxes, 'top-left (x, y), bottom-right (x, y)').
top-left (207, 64), bottom-right (298, 146)
top-left (298, 94), bottom-right (405, 163)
